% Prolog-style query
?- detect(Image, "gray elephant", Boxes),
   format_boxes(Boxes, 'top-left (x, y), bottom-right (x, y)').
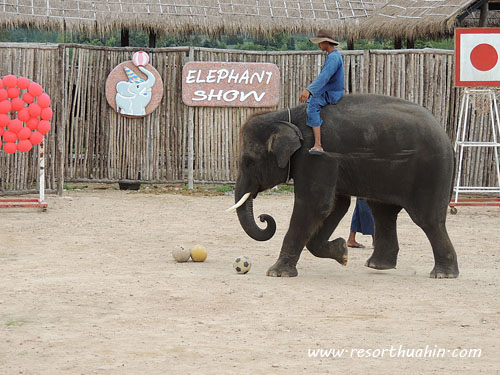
top-left (115, 65), bottom-right (156, 116)
top-left (228, 94), bottom-right (458, 278)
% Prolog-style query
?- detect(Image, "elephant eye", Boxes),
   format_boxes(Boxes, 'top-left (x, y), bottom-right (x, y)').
top-left (136, 85), bottom-right (140, 89)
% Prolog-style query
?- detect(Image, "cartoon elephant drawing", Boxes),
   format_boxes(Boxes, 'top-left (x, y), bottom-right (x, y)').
top-left (115, 65), bottom-right (156, 116)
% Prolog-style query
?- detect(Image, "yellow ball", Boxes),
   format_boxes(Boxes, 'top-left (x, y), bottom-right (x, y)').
top-left (190, 245), bottom-right (207, 262)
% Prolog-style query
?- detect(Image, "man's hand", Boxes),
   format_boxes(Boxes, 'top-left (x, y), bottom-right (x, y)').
top-left (299, 89), bottom-right (310, 103)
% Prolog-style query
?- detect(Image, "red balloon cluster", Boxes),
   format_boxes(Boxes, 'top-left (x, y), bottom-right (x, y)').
top-left (0, 75), bottom-right (52, 154)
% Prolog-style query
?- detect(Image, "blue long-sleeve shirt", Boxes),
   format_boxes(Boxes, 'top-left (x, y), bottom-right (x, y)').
top-left (306, 50), bottom-right (344, 104)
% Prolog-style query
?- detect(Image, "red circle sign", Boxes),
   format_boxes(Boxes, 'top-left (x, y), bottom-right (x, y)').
top-left (470, 43), bottom-right (498, 71)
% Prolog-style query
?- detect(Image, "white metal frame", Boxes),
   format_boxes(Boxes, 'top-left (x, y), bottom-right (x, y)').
top-left (39, 141), bottom-right (46, 205)
top-left (0, 141), bottom-right (47, 210)
top-left (453, 89), bottom-right (500, 203)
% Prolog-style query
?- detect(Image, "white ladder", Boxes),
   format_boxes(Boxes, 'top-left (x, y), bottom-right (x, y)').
top-left (453, 89), bottom-right (500, 205)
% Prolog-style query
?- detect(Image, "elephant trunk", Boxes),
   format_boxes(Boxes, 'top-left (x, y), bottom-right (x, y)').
top-left (235, 183), bottom-right (276, 242)
top-left (138, 66), bottom-right (156, 88)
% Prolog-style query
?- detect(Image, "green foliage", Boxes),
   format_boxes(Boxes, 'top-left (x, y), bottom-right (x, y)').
top-left (276, 184), bottom-right (294, 193)
top-left (1, 28), bottom-right (59, 43)
top-left (5, 320), bottom-right (27, 327)
top-left (215, 185), bottom-right (234, 193)
top-left (352, 37), bottom-right (453, 50)
top-left (0, 27), bottom-right (454, 50)
top-left (352, 38), bottom-right (397, 50)
top-left (414, 38), bottom-right (454, 50)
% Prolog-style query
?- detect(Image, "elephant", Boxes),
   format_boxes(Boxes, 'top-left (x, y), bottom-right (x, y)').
top-left (115, 66), bottom-right (156, 116)
top-left (229, 94), bottom-right (459, 279)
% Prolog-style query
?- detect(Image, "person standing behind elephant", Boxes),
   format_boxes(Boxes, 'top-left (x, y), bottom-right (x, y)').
top-left (347, 198), bottom-right (374, 248)
top-left (299, 29), bottom-right (345, 155)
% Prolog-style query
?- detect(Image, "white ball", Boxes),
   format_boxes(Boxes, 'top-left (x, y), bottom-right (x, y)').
top-left (172, 246), bottom-right (191, 262)
top-left (233, 256), bottom-right (251, 274)
top-left (132, 51), bottom-right (150, 67)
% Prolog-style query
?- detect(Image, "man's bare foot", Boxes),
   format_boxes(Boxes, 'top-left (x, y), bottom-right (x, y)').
top-left (308, 145), bottom-right (324, 155)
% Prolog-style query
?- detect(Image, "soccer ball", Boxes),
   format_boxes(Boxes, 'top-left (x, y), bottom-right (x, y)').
top-left (233, 256), bottom-right (251, 274)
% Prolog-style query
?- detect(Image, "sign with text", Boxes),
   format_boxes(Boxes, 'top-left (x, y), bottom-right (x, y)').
top-left (455, 28), bottom-right (500, 87)
top-left (182, 62), bottom-right (280, 107)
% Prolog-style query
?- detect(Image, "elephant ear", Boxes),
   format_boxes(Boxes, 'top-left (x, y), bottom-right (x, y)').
top-left (267, 121), bottom-right (303, 168)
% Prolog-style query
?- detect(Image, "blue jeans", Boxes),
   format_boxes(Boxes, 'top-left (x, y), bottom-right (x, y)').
top-left (306, 94), bottom-right (328, 127)
top-left (350, 199), bottom-right (374, 235)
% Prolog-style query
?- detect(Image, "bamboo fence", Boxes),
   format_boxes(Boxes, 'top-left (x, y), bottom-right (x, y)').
top-left (0, 43), bottom-right (499, 193)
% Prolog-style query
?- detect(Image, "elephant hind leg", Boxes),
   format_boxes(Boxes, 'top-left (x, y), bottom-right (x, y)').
top-left (406, 209), bottom-right (459, 278)
top-left (426, 225), bottom-right (459, 278)
top-left (365, 202), bottom-right (402, 270)
top-left (306, 195), bottom-right (350, 266)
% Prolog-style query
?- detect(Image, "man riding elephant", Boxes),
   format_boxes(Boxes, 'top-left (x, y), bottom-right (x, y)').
top-left (299, 29), bottom-right (345, 156)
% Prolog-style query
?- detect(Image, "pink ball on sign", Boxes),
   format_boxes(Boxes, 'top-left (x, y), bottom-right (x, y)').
top-left (132, 51), bottom-right (150, 67)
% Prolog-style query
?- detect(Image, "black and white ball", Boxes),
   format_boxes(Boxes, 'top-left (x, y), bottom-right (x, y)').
top-left (233, 256), bottom-right (251, 274)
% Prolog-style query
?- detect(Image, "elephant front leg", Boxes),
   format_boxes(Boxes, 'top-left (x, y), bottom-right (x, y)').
top-left (266, 217), bottom-right (308, 277)
top-left (267, 156), bottom-right (339, 277)
top-left (306, 194), bottom-right (350, 266)
top-left (267, 193), bottom-right (337, 277)
top-left (266, 243), bottom-right (301, 277)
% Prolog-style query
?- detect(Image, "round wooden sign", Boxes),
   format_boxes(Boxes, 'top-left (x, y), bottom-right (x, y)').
top-left (105, 55), bottom-right (163, 118)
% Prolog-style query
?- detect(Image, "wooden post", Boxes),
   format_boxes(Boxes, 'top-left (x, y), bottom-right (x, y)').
top-left (57, 44), bottom-right (66, 196)
top-left (187, 47), bottom-right (194, 189)
top-left (394, 37), bottom-right (402, 49)
top-left (121, 29), bottom-right (130, 47)
top-left (347, 38), bottom-right (355, 50)
top-left (149, 31), bottom-right (157, 48)
top-left (479, 2), bottom-right (489, 27)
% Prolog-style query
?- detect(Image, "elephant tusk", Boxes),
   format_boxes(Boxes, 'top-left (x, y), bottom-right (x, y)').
top-left (225, 192), bottom-right (251, 212)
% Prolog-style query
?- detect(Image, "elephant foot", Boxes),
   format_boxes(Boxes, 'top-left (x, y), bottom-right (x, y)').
top-left (266, 259), bottom-right (298, 277)
top-left (306, 238), bottom-right (348, 266)
top-left (429, 264), bottom-right (459, 279)
top-left (364, 254), bottom-right (397, 270)
top-left (331, 238), bottom-right (348, 266)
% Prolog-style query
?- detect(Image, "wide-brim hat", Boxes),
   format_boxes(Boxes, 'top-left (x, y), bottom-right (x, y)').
top-left (309, 29), bottom-right (339, 46)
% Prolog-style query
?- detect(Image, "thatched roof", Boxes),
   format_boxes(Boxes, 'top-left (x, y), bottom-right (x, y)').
top-left (0, 0), bottom-right (389, 37)
top-left (461, 1), bottom-right (500, 26)
top-left (361, 0), bottom-right (496, 39)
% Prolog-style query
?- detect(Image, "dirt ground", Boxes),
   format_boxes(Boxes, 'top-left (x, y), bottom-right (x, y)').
top-left (0, 185), bottom-right (499, 374)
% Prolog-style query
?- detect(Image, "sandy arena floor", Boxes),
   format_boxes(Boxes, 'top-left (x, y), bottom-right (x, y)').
top-left (0, 186), bottom-right (499, 374)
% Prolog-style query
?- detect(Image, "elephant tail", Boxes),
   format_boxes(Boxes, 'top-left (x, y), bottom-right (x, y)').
top-left (449, 152), bottom-right (456, 202)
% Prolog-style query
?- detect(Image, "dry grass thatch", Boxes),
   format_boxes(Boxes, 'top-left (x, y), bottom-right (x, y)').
top-left (361, 0), bottom-right (485, 40)
top-left (0, 0), bottom-right (389, 37)
top-left (461, 4), bottom-right (500, 27)
top-left (2, 0), bottom-right (496, 42)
